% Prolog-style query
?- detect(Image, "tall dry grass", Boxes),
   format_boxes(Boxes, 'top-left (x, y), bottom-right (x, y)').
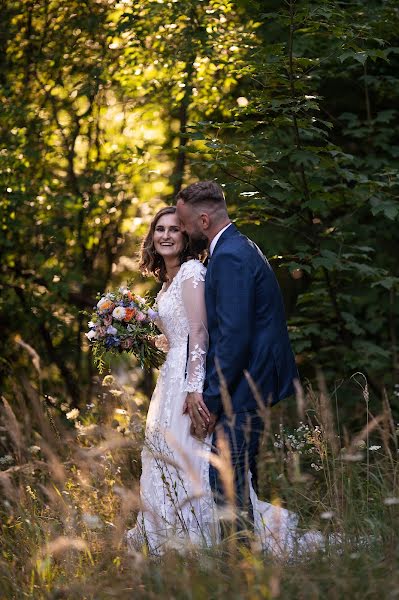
top-left (0, 351), bottom-right (398, 599)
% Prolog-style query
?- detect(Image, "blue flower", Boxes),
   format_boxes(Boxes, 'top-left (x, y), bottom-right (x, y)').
top-left (105, 336), bottom-right (120, 349)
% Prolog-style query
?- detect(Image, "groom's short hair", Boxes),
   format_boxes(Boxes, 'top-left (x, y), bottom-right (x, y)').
top-left (176, 181), bottom-right (226, 209)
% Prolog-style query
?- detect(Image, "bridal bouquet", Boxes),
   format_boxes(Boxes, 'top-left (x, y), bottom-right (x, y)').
top-left (85, 286), bottom-right (165, 373)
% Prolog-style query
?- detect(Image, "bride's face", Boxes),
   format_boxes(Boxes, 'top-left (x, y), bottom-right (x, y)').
top-left (153, 212), bottom-right (185, 259)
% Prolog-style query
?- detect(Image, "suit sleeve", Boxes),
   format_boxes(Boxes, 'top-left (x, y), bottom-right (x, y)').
top-left (203, 251), bottom-right (255, 414)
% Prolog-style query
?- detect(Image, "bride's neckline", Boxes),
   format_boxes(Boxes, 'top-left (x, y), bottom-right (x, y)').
top-left (159, 259), bottom-right (200, 298)
top-left (160, 268), bottom-right (180, 296)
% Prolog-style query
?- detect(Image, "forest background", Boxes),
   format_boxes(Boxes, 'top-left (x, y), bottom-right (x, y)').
top-left (0, 0), bottom-right (398, 598)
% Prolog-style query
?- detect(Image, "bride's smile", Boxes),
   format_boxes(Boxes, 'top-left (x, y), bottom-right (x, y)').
top-left (153, 213), bottom-right (184, 260)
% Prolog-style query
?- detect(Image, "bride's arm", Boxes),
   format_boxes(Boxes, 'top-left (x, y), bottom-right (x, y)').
top-left (181, 265), bottom-right (210, 433)
top-left (181, 267), bottom-right (208, 393)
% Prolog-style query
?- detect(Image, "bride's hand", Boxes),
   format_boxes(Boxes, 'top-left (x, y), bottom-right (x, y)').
top-left (183, 392), bottom-right (210, 429)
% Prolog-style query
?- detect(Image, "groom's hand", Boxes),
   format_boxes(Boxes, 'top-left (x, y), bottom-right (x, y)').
top-left (183, 392), bottom-right (210, 434)
top-left (189, 412), bottom-right (218, 440)
top-left (190, 422), bottom-right (207, 440)
top-left (207, 412), bottom-right (218, 435)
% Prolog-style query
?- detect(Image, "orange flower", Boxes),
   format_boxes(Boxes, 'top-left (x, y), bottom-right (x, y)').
top-left (97, 299), bottom-right (115, 313)
top-left (127, 291), bottom-right (134, 301)
top-left (124, 308), bottom-right (136, 322)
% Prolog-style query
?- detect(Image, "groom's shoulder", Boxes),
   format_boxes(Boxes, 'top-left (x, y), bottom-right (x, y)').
top-left (211, 238), bottom-right (254, 274)
top-left (219, 229), bottom-right (260, 259)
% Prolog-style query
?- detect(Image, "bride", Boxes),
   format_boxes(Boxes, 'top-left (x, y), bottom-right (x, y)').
top-left (126, 206), bottom-right (320, 557)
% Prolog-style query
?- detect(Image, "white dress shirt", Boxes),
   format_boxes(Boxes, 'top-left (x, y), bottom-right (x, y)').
top-left (209, 223), bottom-right (232, 256)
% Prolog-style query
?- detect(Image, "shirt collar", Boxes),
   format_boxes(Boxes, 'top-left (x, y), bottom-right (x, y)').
top-left (209, 223), bottom-right (232, 256)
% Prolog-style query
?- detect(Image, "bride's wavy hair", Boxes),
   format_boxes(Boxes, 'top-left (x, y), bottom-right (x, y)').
top-left (139, 206), bottom-right (205, 282)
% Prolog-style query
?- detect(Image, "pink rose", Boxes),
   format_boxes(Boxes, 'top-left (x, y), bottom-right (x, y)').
top-left (135, 311), bottom-right (146, 322)
top-left (121, 338), bottom-right (133, 349)
top-left (96, 326), bottom-right (107, 338)
top-left (103, 315), bottom-right (112, 326)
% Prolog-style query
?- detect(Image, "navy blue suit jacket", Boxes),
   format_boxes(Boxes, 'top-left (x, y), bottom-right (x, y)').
top-left (203, 224), bottom-right (299, 415)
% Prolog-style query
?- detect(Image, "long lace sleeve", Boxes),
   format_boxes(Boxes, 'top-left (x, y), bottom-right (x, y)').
top-left (180, 261), bottom-right (208, 393)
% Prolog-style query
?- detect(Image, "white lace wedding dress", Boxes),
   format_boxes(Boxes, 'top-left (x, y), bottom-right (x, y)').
top-left (126, 259), bottom-right (323, 557)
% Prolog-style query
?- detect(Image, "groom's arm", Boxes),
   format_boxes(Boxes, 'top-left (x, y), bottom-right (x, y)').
top-left (204, 251), bottom-right (255, 415)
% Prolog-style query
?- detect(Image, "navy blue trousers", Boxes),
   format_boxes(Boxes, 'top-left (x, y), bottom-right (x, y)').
top-left (209, 411), bottom-right (264, 534)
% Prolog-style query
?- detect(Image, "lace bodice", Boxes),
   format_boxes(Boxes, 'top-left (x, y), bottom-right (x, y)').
top-left (155, 259), bottom-right (208, 393)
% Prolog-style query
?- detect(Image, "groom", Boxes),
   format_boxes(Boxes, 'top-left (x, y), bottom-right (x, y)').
top-left (176, 181), bottom-right (298, 534)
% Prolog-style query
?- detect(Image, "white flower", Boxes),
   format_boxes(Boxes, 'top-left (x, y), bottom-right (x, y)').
top-left (66, 408), bottom-right (80, 420)
top-left (106, 325), bottom-right (117, 335)
top-left (112, 306), bottom-right (126, 320)
top-left (369, 445), bottom-right (381, 451)
top-left (88, 321), bottom-right (96, 328)
top-left (85, 329), bottom-right (97, 341)
top-left (119, 286), bottom-right (129, 295)
top-left (28, 445), bottom-right (41, 455)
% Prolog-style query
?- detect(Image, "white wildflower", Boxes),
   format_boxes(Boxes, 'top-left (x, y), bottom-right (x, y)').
top-left (66, 408), bottom-right (80, 420)
top-left (311, 463), bottom-right (323, 471)
top-left (369, 445), bottom-right (381, 451)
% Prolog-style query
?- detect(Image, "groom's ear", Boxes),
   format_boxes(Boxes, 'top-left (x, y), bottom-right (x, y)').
top-left (200, 212), bottom-right (210, 230)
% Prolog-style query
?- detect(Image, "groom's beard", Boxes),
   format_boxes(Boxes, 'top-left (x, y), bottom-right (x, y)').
top-left (189, 235), bottom-right (208, 253)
